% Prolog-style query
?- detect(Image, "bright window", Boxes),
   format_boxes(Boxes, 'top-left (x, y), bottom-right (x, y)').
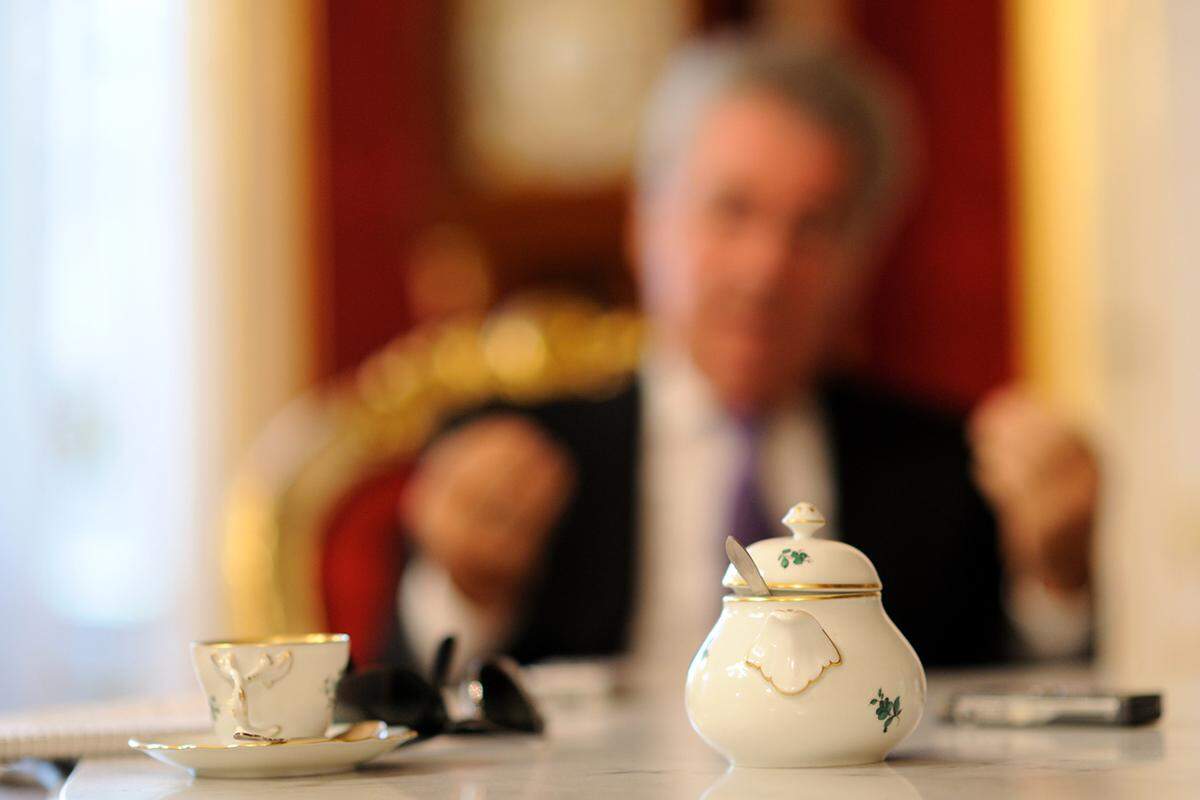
top-left (0, 0), bottom-right (195, 709)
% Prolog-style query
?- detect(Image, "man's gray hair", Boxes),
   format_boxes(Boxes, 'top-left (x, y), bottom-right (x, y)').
top-left (636, 36), bottom-right (914, 245)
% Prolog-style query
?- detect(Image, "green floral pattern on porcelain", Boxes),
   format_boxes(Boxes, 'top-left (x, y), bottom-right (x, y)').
top-left (777, 547), bottom-right (811, 568)
top-left (869, 688), bottom-right (902, 732)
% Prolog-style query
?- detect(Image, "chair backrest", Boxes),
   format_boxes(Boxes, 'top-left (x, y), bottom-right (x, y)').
top-left (221, 294), bottom-right (642, 660)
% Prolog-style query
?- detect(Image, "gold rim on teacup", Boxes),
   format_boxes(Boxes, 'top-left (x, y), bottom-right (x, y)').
top-left (723, 580), bottom-right (882, 591)
top-left (192, 633), bottom-right (349, 648)
top-left (722, 591), bottom-right (880, 602)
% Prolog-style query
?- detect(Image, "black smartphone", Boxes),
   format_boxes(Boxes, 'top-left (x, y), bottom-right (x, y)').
top-left (944, 686), bottom-right (1162, 727)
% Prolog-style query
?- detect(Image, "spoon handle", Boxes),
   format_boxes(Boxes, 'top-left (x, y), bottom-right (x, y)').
top-left (725, 536), bottom-right (770, 596)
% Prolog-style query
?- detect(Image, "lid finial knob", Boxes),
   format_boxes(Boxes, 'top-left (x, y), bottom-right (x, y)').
top-left (782, 502), bottom-right (826, 539)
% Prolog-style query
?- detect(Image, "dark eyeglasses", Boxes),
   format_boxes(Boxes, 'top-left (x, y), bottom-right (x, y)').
top-left (336, 637), bottom-right (544, 740)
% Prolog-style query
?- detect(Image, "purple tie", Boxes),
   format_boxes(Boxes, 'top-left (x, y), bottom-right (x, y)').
top-left (727, 418), bottom-right (774, 547)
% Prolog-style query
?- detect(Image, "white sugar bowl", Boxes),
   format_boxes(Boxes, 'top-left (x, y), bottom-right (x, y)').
top-left (685, 502), bottom-right (925, 768)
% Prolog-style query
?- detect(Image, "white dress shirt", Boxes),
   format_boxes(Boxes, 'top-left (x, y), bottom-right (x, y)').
top-left (400, 345), bottom-right (1089, 679)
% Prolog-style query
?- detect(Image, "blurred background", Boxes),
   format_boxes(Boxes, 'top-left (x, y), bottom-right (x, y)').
top-left (1, 0), bottom-right (1198, 711)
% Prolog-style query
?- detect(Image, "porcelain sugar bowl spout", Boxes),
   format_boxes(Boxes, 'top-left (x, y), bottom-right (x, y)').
top-left (685, 502), bottom-right (925, 768)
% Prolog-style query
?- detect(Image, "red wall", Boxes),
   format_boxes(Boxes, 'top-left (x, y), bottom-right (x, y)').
top-left (315, 1), bottom-right (445, 376)
top-left (853, 0), bottom-right (1014, 408)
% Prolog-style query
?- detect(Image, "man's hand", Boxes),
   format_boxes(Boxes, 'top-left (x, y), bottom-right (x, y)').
top-left (968, 387), bottom-right (1099, 593)
top-left (402, 415), bottom-right (576, 613)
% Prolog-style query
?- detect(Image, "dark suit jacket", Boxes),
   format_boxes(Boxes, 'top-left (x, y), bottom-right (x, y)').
top-left (395, 377), bottom-right (1013, 669)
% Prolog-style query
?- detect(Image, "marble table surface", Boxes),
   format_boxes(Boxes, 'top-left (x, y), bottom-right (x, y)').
top-left (60, 670), bottom-right (1198, 799)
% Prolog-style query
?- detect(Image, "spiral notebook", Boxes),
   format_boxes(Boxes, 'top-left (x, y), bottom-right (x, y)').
top-left (0, 695), bottom-right (210, 762)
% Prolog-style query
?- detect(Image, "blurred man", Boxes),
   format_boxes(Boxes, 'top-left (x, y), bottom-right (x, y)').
top-left (395, 38), bottom-right (1097, 676)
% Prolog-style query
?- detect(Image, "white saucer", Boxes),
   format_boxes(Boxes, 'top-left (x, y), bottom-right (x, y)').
top-left (128, 722), bottom-right (417, 779)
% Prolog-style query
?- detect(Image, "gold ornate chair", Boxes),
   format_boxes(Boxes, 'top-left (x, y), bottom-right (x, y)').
top-left (221, 294), bottom-right (642, 662)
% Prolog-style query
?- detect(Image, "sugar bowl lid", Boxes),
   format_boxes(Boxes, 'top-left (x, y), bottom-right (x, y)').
top-left (721, 502), bottom-right (881, 593)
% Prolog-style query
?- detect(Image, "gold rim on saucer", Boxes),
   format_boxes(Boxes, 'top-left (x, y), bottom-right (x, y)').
top-left (128, 723), bottom-right (413, 752)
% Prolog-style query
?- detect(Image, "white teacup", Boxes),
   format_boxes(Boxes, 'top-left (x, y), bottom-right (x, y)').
top-left (191, 634), bottom-right (350, 744)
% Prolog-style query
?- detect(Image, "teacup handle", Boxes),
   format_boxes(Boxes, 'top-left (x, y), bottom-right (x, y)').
top-left (210, 651), bottom-right (292, 736)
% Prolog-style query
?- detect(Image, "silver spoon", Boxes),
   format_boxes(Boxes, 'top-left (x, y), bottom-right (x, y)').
top-left (725, 536), bottom-right (771, 597)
